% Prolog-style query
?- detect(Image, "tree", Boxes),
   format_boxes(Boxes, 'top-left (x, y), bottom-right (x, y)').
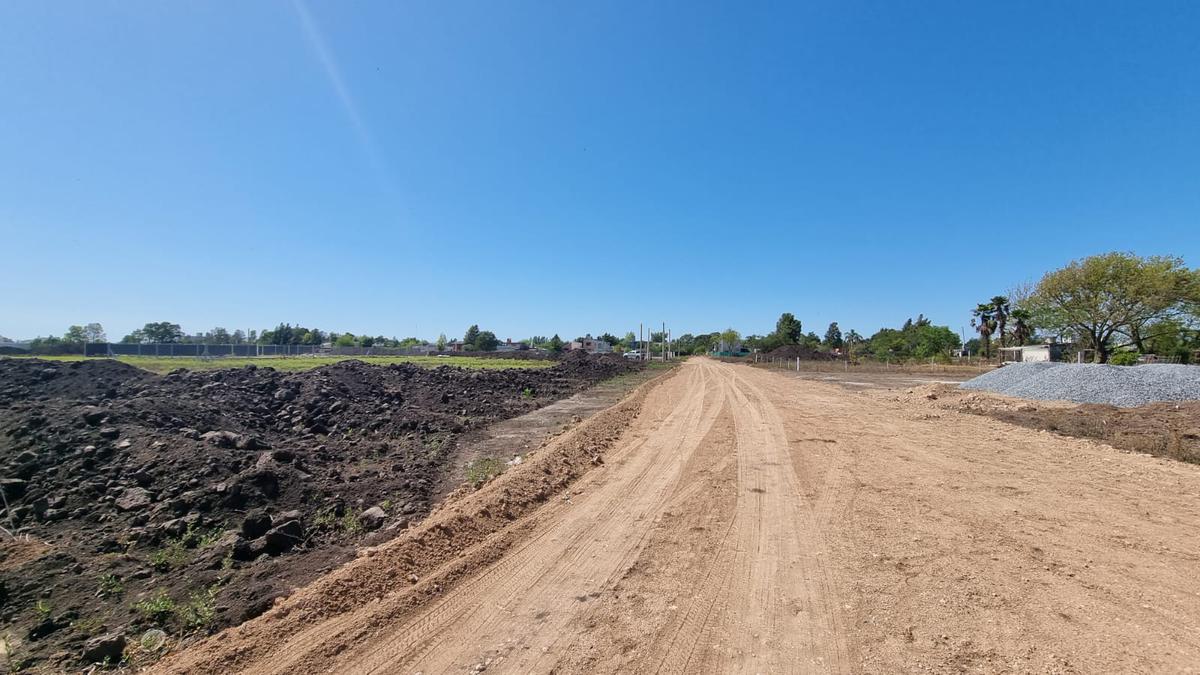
top-left (719, 328), bottom-right (741, 352)
top-left (912, 324), bottom-right (961, 359)
top-left (823, 322), bottom-right (843, 349)
top-left (474, 331), bottom-right (499, 352)
top-left (869, 328), bottom-right (907, 360)
top-left (334, 333), bottom-right (356, 347)
top-left (84, 323), bottom-right (106, 343)
top-left (63, 325), bottom-right (88, 344)
top-left (231, 329), bottom-right (246, 344)
top-left (971, 304), bottom-right (997, 358)
top-left (130, 322), bottom-right (184, 343)
top-left (360, 336), bottom-right (375, 348)
top-left (546, 334), bottom-right (564, 354)
top-left (205, 327), bottom-right (232, 344)
top-left (774, 313), bottom-right (802, 345)
top-left (436, 333), bottom-right (447, 351)
top-left (843, 329), bottom-right (865, 359)
top-left (990, 296), bottom-right (1011, 348)
top-left (463, 325), bottom-right (480, 347)
top-left (1010, 309), bottom-right (1033, 346)
top-left (1028, 252), bottom-right (1199, 363)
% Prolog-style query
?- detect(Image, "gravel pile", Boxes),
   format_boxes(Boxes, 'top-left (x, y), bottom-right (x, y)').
top-left (960, 362), bottom-right (1200, 407)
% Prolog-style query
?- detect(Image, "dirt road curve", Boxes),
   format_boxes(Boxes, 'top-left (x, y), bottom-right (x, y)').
top-left (162, 359), bottom-right (1200, 673)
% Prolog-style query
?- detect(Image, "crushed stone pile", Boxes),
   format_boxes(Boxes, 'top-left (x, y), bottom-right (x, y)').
top-left (961, 362), bottom-right (1200, 407)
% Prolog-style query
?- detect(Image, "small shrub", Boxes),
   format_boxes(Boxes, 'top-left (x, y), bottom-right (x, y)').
top-left (313, 506), bottom-right (363, 535)
top-left (134, 591), bottom-right (176, 626)
top-left (312, 505), bottom-right (339, 530)
top-left (521, 387), bottom-right (535, 399)
top-left (339, 513), bottom-right (363, 536)
top-left (96, 573), bottom-right (123, 599)
top-left (149, 540), bottom-right (189, 571)
top-left (177, 586), bottom-right (218, 632)
top-left (1110, 351), bottom-right (1139, 366)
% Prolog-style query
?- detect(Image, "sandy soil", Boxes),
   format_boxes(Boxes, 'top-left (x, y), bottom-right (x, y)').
top-left (156, 358), bottom-right (1200, 673)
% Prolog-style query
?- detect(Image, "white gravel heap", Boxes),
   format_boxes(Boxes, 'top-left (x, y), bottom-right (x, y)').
top-left (960, 362), bottom-right (1200, 407)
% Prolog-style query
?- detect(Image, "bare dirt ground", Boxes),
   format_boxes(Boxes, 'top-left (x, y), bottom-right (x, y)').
top-left (157, 358), bottom-right (1200, 674)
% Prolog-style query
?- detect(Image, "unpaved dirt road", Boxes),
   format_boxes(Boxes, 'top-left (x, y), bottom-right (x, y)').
top-left (162, 359), bottom-right (1200, 673)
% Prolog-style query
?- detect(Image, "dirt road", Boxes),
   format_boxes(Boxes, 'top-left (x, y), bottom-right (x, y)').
top-left (161, 359), bottom-right (1200, 673)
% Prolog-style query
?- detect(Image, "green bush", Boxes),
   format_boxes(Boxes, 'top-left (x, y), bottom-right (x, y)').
top-left (1110, 351), bottom-right (1140, 366)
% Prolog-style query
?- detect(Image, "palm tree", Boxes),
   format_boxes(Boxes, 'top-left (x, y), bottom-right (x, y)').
top-left (1010, 308), bottom-right (1033, 346)
top-left (972, 303), bottom-right (997, 358)
top-left (990, 296), bottom-right (1010, 348)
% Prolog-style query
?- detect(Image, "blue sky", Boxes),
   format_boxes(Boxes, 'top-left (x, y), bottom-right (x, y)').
top-left (2, 1), bottom-right (1198, 343)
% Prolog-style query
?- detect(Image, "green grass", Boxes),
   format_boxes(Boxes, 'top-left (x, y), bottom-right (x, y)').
top-left (3, 354), bottom-right (554, 374)
top-left (465, 457), bottom-right (507, 485)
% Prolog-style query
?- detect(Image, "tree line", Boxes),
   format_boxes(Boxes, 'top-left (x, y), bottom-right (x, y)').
top-left (974, 252), bottom-right (1200, 363)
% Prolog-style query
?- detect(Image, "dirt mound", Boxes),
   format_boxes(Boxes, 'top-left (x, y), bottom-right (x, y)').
top-left (764, 345), bottom-right (835, 360)
top-left (0, 355), bottom-right (642, 671)
top-left (152, 365), bottom-right (668, 674)
top-left (0, 358), bottom-right (152, 402)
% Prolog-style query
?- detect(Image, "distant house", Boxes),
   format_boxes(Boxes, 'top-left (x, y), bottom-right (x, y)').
top-left (494, 338), bottom-right (529, 352)
top-left (710, 339), bottom-right (745, 357)
top-left (569, 334), bottom-right (612, 354)
top-left (1000, 341), bottom-right (1072, 363)
top-left (445, 340), bottom-right (468, 352)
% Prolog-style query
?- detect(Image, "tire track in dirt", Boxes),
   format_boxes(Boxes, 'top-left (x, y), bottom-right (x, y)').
top-left (329, 361), bottom-right (724, 673)
top-left (668, 364), bottom-right (848, 673)
top-left (159, 357), bottom-right (1200, 673)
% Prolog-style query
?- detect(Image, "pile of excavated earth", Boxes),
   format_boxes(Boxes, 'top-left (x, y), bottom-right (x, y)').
top-left (960, 362), bottom-right (1200, 407)
top-left (0, 353), bottom-right (641, 671)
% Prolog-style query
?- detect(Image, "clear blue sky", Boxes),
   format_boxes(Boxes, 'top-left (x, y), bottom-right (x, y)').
top-left (2, 1), bottom-right (1198, 343)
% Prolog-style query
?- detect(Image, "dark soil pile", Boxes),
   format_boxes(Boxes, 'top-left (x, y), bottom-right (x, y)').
top-left (764, 345), bottom-right (836, 360)
top-left (971, 400), bottom-right (1200, 464)
top-left (0, 352), bottom-right (640, 670)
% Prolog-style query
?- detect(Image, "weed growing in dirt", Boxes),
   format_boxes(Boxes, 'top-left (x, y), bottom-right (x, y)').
top-left (33, 600), bottom-right (52, 622)
top-left (339, 513), bottom-right (363, 535)
top-left (466, 457), bottom-right (506, 485)
top-left (313, 506), bottom-right (364, 535)
top-left (96, 573), bottom-right (123, 599)
top-left (134, 591), bottom-right (177, 626)
top-left (150, 540), bottom-right (190, 571)
top-left (178, 586), bottom-right (219, 632)
top-left (522, 387), bottom-right (535, 399)
top-left (150, 523), bottom-right (225, 570)
top-left (70, 616), bottom-right (104, 636)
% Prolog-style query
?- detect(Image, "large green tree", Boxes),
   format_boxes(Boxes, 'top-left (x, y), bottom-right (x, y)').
top-left (463, 325), bottom-right (480, 348)
top-left (474, 330), bottom-right (499, 352)
top-left (823, 322), bottom-right (843, 349)
top-left (774, 313), bottom-right (802, 345)
top-left (127, 321), bottom-right (184, 343)
top-left (1028, 252), bottom-right (1199, 362)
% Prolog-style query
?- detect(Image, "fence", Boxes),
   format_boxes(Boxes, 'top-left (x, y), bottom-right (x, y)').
top-left (83, 343), bottom-right (439, 358)
top-left (745, 354), bottom-right (996, 376)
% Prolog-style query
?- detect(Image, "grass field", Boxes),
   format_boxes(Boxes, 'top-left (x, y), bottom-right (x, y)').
top-left (2, 354), bottom-right (555, 374)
